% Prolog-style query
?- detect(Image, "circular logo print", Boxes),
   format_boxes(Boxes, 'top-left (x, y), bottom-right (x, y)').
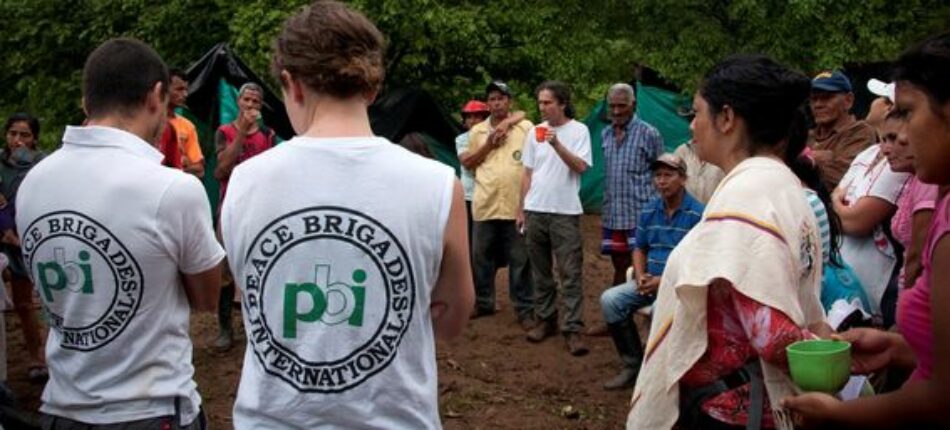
top-left (242, 206), bottom-right (415, 393)
top-left (21, 211), bottom-right (144, 351)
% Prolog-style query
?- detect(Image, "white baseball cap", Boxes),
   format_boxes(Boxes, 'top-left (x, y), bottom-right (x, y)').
top-left (867, 78), bottom-right (895, 102)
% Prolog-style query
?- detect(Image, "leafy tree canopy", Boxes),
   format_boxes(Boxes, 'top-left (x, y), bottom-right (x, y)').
top-left (1, 0), bottom-right (946, 150)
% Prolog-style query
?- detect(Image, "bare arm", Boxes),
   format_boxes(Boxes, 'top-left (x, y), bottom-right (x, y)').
top-left (904, 209), bottom-right (934, 288)
top-left (496, 111), bottom-right (526, 130)
top-left (549, 135), bottom-right (588, 174)
top-left (430, 180), bottom-right (474, 341)
top-left (182, 263), bottom-right (223, 312)
top-left (633, 248), bottom-right (660, 294)
top-left (832, 194), bottom-right (896, 237)
top-left (460, 131), bottom-right (501, 170)
top-left (632, 248), bottom-right (647, 281)
top-left (214, 128), bottom-right (245, 181)
top-left (183, 159), bottom-right (205, 178)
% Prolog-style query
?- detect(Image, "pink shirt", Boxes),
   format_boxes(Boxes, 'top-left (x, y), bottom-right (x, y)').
top-left (897, 191), bottom-right (950, 381)
top-left (891, 177), bottom-right (938, 288)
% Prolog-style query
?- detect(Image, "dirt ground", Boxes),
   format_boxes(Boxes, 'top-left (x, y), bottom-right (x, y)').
top-left (5, 215), bottom-right (640, 429)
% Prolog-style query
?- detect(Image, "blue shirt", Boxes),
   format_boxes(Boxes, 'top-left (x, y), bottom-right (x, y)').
top-left (804, 188), bottom-right (831, 265)
top-left (635, 192), bottom-right (704, 276)
top-left (601, 116), bottom-right (664, 230)
top-left (454, 132), bottom-right (475, 201)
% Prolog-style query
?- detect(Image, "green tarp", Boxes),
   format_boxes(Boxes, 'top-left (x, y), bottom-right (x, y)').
top-left (580, 83), bottom-right (692, 213)
top-left (175, 79), bottom-right (259, 216)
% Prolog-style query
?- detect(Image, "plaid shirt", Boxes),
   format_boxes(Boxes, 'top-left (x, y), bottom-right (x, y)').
top-left (601, 116), bottom-right (664, 229)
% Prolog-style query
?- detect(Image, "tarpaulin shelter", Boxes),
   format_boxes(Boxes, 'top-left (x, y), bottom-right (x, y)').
top-left (178, 44), bottom-right (462, 215)
top-left (368, 88), bottom-right (462, 175)
top-left (580, 81), bottom-right (693, 213)
top-left (177, 43), bottom-right (292, 214)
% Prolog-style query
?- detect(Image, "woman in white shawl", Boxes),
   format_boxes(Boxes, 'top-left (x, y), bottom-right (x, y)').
top-left (627, 55), bottom-right (828, 429)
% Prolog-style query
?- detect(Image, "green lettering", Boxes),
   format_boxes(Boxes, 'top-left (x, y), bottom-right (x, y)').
top-left (283, 282), bottom-right (326, 339)
top-left (37, 262), bottom-right (67, 302)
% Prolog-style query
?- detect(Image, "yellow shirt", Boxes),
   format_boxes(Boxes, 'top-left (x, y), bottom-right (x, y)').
top-left (169, 115), bottom-right (203, 164)
top-left (469, 118), bottom-right (533, 221)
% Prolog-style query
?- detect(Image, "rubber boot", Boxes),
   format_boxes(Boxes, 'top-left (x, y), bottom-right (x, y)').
top-left (603, 318), bottom-right (644, 390)
top-left (215, 284), bottom-right (235, 351)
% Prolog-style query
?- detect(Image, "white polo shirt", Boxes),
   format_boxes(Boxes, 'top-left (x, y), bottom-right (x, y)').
top-left (221, 136), bottom-right (454, 429)
top-left (522, 119), bottom-right (592, 215)
top-left (16, 126), bottom-right (225, 425)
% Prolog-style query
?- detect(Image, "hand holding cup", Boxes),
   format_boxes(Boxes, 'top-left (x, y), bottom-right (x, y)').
top-left (534, 126), bottom-right (549, 144)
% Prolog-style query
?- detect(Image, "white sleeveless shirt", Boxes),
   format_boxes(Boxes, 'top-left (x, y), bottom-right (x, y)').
top-left (221, 136), bottom-right (454, 429)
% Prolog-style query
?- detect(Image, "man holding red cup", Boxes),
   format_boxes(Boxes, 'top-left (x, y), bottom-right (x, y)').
top-left (519, 80), bottom-right (593, 356)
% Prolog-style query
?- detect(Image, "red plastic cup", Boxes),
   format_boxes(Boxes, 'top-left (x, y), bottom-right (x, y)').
top-left (535, 126), bottom-right (548, 143)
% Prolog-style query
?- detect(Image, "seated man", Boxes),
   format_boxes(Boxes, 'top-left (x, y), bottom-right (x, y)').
top-left (599, 153), bottom-right (703, 390)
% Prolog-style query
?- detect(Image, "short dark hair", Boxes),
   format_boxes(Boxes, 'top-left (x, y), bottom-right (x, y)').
top-left (893, 32), bottom-right (950, 119)
top-left (169, 68), bottom-right (187, 81)
top-left (4, 112), bottom-right (40, 138)
top-left (535, 80), bottom-right (576, 119)
top-left (82, 38), bottom-right (169, 119)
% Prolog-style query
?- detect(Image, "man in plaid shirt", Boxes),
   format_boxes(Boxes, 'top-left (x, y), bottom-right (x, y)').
top-left (600, 83), bottom-right (664, 286)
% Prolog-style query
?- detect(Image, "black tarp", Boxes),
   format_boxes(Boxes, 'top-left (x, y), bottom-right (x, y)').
top-left (184, 43), bottom-right (462, 150)
top-left (184, 43), bottom-right (294, 140)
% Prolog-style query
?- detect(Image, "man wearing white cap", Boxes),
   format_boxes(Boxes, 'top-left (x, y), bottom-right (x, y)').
top-left (865, 78), bottom-right (895, 132)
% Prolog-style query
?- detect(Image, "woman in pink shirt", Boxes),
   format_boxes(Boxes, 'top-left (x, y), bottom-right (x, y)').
top-left (784, 32), bottom-right (950, 428)
top-left (879, 113), bottom-right (938, 290)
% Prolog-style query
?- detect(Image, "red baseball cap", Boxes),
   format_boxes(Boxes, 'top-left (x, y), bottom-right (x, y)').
top-left (462, 100), bottom-right (489, 114)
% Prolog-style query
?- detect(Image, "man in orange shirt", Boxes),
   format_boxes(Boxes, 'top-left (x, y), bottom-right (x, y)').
top-left (168, 69), bottom-right (204, 178)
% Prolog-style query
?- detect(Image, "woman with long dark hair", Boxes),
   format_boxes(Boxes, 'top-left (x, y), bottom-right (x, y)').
top-left (627, 55), bottom-right (827, 429)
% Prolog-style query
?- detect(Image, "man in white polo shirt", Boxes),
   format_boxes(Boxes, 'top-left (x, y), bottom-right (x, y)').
top-left (16, 38), bottom-right (224, 430)
top-left (518, 80), bottom-right (592, 356)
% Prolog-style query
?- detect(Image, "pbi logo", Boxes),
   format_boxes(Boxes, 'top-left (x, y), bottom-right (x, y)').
top-left (283, 264), bottom-right (366, 338)
top-left (244, 207), bottom-right (414, 392)
top-left (37, 248), bottom-right (93, 302)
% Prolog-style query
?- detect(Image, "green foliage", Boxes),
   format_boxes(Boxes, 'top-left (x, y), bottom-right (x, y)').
top-left (0, 0), bottom-right (946, 150)
top-left (622, 0), bottom-right (949, 91)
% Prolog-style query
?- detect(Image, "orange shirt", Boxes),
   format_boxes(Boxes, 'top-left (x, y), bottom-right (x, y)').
top-left (168, 115), bottom-right (203, 164)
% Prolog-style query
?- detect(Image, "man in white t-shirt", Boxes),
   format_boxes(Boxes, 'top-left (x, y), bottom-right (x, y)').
top-left (518, 81), bottom-right (593, 356)
top-left (16, 38), bottom-right (224, 429)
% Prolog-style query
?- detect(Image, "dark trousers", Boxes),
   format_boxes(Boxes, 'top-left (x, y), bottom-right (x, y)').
top-left (525, 212), bottom-right (584, 333)
top-left (41, 408), bottom-right (206, 430)
top-left (472, 219), bottom-right (534, 321)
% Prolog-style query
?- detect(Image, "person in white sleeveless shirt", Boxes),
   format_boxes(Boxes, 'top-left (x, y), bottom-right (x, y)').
top-left (16, 39), bottom-right (224, 429)
top-left (219, 2), bottom-right (474, 429)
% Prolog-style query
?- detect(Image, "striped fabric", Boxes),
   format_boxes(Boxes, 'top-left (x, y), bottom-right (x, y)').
top-left (601, 227), bottom-right (637, 253)
top-left (601, 116), bottom-right (664, 230)
top-left (634, 192), bottom-right (704, 276)
top-left (804, 188), bottom-right (831, 265)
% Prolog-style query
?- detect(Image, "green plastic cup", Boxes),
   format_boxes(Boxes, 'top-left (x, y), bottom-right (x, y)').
top-left (786, 339), bottom-right (851, 393)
